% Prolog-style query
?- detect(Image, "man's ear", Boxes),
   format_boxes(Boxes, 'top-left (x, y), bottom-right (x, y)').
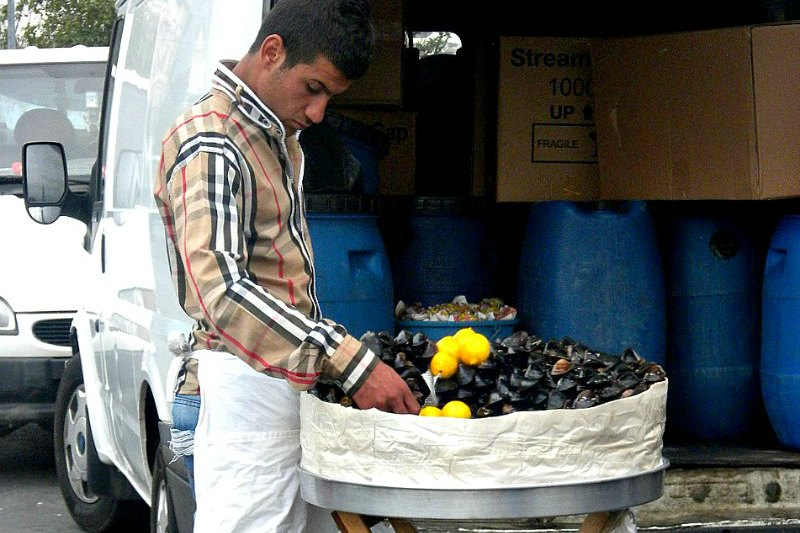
top-left (258, 34), bottom-right (286, 70)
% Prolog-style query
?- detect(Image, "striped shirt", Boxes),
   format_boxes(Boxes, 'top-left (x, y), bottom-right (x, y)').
top-left (154, 61), bottom-right (378, 396)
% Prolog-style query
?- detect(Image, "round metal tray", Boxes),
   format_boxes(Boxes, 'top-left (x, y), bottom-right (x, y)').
top-left (300, 459), bottom-right (669, 519)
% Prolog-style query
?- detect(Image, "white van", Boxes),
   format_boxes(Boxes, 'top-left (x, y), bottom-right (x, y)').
top-left (19, 4), bottom-right (266, 532)
top-left (0, 46), bottom-right (106, 437)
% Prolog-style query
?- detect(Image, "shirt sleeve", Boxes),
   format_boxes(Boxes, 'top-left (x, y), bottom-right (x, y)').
top-left (160, 148), bottom-right (378, 394)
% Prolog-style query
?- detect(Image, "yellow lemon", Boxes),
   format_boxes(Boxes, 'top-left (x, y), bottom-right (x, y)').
top-left (453, 327), bottom-right (476, 344)
top-left (441, 400), bottom-right (472, 418)
top-left (429, 351), bottom-right (459, 379)
top-left (459, 333), bottom-right (491, 366)
top-left (436, 335), bottom-right (460, 356)
top-left (418, 406), bottom-right (442, 417)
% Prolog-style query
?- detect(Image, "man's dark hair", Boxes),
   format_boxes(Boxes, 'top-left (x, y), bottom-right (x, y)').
top-left (249, 0), bottom-right (375, 80)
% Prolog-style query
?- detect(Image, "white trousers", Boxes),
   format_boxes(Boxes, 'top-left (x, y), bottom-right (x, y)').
top-left (192, 350), bottom-right (342, 533)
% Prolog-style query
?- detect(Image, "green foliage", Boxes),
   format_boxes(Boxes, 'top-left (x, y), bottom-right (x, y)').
top-left (1, 0), bottom-right (115, 49)
top-left (415, 31), bottom-right (453, 57)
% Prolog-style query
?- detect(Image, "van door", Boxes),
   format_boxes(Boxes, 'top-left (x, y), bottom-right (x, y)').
top-left (102, 13), bottom-right (159, 488)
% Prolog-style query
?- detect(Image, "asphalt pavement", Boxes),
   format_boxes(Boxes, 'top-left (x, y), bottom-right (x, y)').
top-left (0, 423), bottom-right (83, 533)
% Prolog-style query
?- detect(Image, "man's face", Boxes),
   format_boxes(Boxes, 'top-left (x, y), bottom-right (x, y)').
top-left (252, 53), bottom-right (351, 137)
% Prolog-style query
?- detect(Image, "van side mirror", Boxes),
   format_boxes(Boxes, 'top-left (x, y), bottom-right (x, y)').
top-left (23, 142), bottom-right (68, 225)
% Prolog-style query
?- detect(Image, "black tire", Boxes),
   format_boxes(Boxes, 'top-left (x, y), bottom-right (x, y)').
top-left (150, 447), bottom-right (178, 533)
top-left (54, 355), bottom-right (147, 532)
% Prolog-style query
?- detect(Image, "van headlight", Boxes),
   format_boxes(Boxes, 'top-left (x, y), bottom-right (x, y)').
top-left (0, 297), bottom-right (18, 334)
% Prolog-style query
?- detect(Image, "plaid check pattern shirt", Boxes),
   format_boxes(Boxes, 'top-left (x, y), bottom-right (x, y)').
top-left (154, 61), bottom-right (378, 396)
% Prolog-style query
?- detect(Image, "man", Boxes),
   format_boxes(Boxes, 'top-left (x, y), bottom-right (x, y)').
top-left (153, 1), bottom-right (419, 531)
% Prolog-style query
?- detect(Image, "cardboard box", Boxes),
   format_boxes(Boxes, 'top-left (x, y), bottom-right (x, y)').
top-left (331, 0), bottom-right (403, 108)
top-left (334, 109), bottom-right (416, 195)
top-left (496, 36), bottom-right (599, 202)
top-left (593, 24), bottom-right (800, 200)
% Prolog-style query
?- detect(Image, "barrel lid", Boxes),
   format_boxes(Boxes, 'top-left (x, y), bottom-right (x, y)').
top-left (305, 193), bottom-right (378, 214)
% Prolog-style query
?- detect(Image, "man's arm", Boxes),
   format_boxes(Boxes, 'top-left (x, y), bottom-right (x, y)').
top-left (159, 146), bottom-right (418, 413)
top-left (161, 147), bottom-right (384, 397)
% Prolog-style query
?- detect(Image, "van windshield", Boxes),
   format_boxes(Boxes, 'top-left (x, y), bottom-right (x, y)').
top-left (0, 61), bottom-right (105, 187)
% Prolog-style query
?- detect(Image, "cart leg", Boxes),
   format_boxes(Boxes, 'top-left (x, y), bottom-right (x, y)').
top-left (388, 518), bottom-right (418, 532)
top-left (332, 511), bottom-right (372, 532)
top-left (579, 511), bottom-right (611, 533)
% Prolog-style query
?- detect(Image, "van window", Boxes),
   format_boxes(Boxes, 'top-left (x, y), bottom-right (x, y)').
top-left (95, 19), bottom-right (124, 208)
top-left (107, 0), bottom-right (263, 210)
top-left (0, 61), bottom-right (105, 186)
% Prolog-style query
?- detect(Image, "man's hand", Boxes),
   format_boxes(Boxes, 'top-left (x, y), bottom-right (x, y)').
top-left (351, 360), bottom-right (420, 414)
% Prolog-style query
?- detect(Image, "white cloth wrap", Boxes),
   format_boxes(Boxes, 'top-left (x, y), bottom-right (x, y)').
top-left (300, 380), bottom-right (667, 489)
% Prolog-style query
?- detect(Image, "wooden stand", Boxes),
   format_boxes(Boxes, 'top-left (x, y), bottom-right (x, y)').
top-left (331, 512), bottom-right (417, 532)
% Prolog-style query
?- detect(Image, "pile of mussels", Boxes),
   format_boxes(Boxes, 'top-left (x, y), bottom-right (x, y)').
top-left (309, 330), bottom-right (667, 417)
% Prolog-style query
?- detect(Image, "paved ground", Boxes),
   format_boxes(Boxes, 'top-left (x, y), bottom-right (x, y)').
top-left (0, 423), bottom-right (83, 533)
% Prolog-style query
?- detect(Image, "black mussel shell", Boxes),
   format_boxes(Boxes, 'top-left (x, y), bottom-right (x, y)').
top-left (547, 390), bottom-right (569, 409)
top-left (544, 340), bottom-right (566, 360)
top-left (643, 364), bottom-right (666, 383)
top-left (501, 332), bottom-right (526, 349)
top-left (573, 389), bottom-right (599, 409)
top-left (377, 330), bottom-right (395, 346)
top-left (475, 406), bottom-right (494, 418)
top-left (598, 352), bottom-right (619, 369)
top-left (587, 372), bottom-right (613, 388)
top-left (361, 332), bottom-right (383, 356)
top-left (496, 377), bottom-right (513, 399)
top-left (598, 384), bottom-right (624, 401)
top-left (456, 388), bottom-right (476, 401)
top-left (530, 388), bottom-right (549, 407)
top-left (582, 351), bottom-right (607, 368)
top-left (621, 347), bottom-right (642, 366)
top-left (572, 365), bottom-right (596, 382)
top-left (418, 342), bottom-right (437, 363)
top-left (524, 363), bottom-right (544, 382)
top-left (497, 350), bottom-right (529, 370)
top-left (412, 332), bottom-right (428, 346)
top-left (394, 352), bottom-right (411, 370)
top-left (617, 371), bottom-right (641, 390)
top-left (517, 377), bottom-right (539, 392)
top-left (456, 365), bottom-right (476, 386)
top-left (509, 368), bottom-right (526, 388)
top-left (472, 372), bottom-right (496, 390)
top-left (501, 403), bottom-right (517, 415)
top-left (394, 330), bottom-right (411, 344)
top-left (435, 377), bottom-right (459, 393)
top-left (557, 375), bottom-right (578, 392)
top-left (477, 356), bottom-right (498, 371)
top-left (413, 390), bottom-right (426, 403)
top-left (525, 336), bottom-right (544, 353)
top-left (632, 382), bottom-right (650, 395)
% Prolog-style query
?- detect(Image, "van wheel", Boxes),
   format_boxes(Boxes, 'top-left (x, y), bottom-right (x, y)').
top-left (54, 356), bottom-right (146, 532)
top-left (150, 448), bottom-right (177, 533)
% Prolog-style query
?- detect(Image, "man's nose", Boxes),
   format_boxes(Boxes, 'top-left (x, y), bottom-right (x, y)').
top-left (306, 96), bottom-right (329, 125)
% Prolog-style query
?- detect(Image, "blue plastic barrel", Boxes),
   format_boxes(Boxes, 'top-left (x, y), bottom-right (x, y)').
top-left (306, 201), bottom-right (394, 338)
top-left (762, 215), bottom-right (800, 449)
top-left (664, 214), bottom-right (761, 441)
top-left (517, 201), bottom-right (666, 364)
top-left (391, 197), bottom-right (494, 307)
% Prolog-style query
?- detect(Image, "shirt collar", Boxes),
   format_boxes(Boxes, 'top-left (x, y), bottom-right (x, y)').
top-left (212, 60), bottom-right (291, 140)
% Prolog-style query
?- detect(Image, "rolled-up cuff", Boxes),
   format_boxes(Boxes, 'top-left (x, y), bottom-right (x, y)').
top-left (327, 335), bottom-right (380, 396)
